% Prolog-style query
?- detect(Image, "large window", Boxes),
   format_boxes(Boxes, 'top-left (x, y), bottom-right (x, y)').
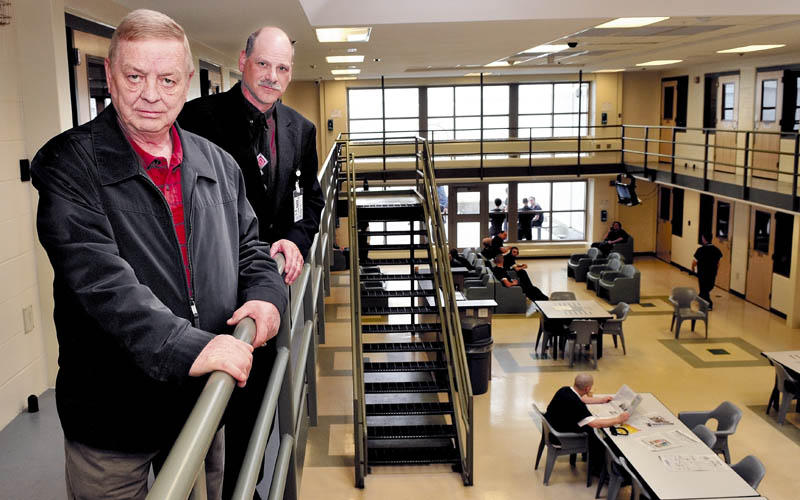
top-left (519, 82), bottom-right (589, 138)
top-left (347, 87), bottom-right (419, 140)
top-left (516, 181), bottom-right (586, 241)
top-left (427, 85), bottom-right (510, 140)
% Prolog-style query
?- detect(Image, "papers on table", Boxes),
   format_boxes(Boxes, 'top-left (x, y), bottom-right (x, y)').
top-left (640, 430), bottom-right (699, 452)
top-left (658, 454), bottom-right (727, 472)
top-left (551, 305), bottom-right (572, 311)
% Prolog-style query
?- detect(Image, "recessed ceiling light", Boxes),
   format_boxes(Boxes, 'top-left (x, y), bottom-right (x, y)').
top-left (484, 60), bottom-right (511, 67)
top-left (331, 68), bottom-right (361, 75)
top-left (523, 44), bottom-right (570, 53)
top-left (316, 27), bottom-right (372, 43)
top-left (594, 69), bottom-right (625, 73)
top-left (464, 72), bottom-right (491, 77)
top-left (716, 44), bottom-right (785, 53)
top-left (636, 59), bottom-right (682, 67)
top-left (326, 55), bottom-right (364, 63)
top-left (595, 17), bottom-right (669, 29)
top-left (334, 76), bottom-right (357, 81)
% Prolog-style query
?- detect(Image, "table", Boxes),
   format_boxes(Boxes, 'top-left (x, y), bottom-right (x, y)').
top-left (762, 350), bottom-right (800, 414)
top-left (534, 300), bottom-right (613, 358)
top-left (589, 393), bottom-right (759, 500)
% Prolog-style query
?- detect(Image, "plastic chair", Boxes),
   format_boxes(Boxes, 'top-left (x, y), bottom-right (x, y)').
top-left (669, 287), bottom-right (709, 339)
top-left (586, 258), bottom-right (622, 292)
top-left (731, 455), bottom-right (766, 489)
top-left (566, 320), bottom-right (599, 369)
top-left (597, 264), bottom-right (641, 304)
top-left (691, 424), bottom-right (717, 448)
top-left (567, 247), bottom-right (601, 282)
top-left (619, 457), bottom-right (652, 500)
top-left (533, 404), bottom-right (591, 486)
top-left (771, 363), bottom-right (800, 424)
top-left (678, 401), bottom-right (742, 463)
top-left (593, 428), bottom-right (629, 500)
top-left (600, 302), bottom-right (629, 355)
top-left (550, 291), bottom-right (577, 300)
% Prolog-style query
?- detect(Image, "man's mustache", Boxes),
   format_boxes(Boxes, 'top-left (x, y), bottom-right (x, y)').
top-left (258, 80), bottom-right (282, 91)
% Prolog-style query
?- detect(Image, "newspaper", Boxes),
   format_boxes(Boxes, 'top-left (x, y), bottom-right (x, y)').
top-left (658, 454), bottom-right (727, 472)
top-left (640, 434), bottom-right (682, 452)
top-left (612, 384), bottom-right (643, 414)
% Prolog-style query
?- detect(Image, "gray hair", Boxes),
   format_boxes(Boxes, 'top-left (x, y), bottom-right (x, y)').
top-left (244, 26), bottom-right (295, 60)
top-left (109, 9), bottom-right (194, 73)
top-left (574, 373), bottom-right (594, 391)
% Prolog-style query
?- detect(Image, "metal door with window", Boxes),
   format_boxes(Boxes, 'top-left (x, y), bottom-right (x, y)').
top-left (656, 186), bottom-right (672, 262)
top-left (713, 200), bottom-right (733, 290)
top-left (660, 80), bottom-right (678, 162)
top-left (753, 71), bottom-right (783, 180)
top-left (746, 207), bottom-right (774, 309)
top-left (451, 185), bottom-right (487, 249)
top-left (714, 75), bottom-right (739, 174)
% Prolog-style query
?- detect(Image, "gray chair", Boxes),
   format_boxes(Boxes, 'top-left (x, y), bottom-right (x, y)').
top-left (594, 428), bottom-right (629, 500)
top-left (678, 401), bottom-right (742, 463)
top-left (566, 320), bottom-right (599, 369)
top-left (731, 455), bottom-right (766, 489)
top-left (586, 257), bottom-right (622, 292)
top-left (600, 302), bottom-right (629, 355)
top-left (611, 235), bottom-right (634, 263)
top-left (550, 291), bottom-right (577, 300)
top-left (465, 267), bottom-right (527, 313)
top-left (771, 363), bottom-right (800, 425)
top-left (533, 404), bottom-right (591, 486)
top-left (691, 424), bottom-right (717, 448)
top-left (669, 287), bottom-right (709, 339)
top-left (619, 457), bottom-right (652, 500)
top-left (597, 264), bottom-right (641, 304)
top-left (567, 247), bottom-right (601, 282)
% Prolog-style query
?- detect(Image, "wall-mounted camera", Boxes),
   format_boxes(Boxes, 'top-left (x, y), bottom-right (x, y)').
top-left (567, 41), bottom-right (578, 48)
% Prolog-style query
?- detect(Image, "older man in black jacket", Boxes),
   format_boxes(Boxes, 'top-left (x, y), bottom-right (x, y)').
top-left (32, 10), bottom-right (286, 499)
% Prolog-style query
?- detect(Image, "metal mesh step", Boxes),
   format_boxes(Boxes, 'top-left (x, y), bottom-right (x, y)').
top-left (362, 243), bottom-right (429, 251)
top-left (363, 361), bottom-right (446, 373)
top-left (361, 229), bottom-right (427, 236)
top-left (362, 341), bottom-right (443, 353)
top-left (361, 258), bottom-right (432, 266)
top-left (360, 290), bottom-right (434, 299)
top-left (368, 424), bottom-right (457, 440)
top-left (367, 445), bottom-right (459, 465)
top-left (361, 306), bottom-right (438, 316)
top-left (364, 380), bottom-right (449, 394)
top-left (366, 402), bottom-right (454, 416)
top-left (362, 323), bottom-right (441, 334)
top-left (360, 273), bottom-right (431, 281)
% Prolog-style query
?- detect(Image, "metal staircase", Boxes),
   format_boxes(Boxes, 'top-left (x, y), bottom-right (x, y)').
top-left (345, 139), bottom-right (474, 487)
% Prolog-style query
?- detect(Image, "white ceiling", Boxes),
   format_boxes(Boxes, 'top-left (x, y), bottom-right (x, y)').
top-left (113, 1), bottom-right (800, 81)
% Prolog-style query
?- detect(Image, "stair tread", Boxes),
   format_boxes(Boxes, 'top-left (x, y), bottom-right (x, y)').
top-left (362, 341), bottom-right (444, 353)
top-left (364, 380), bottom-right (449, 393)
top-left (362, 243), bottom-right (429, 251)
top-left (366, 402), bottom-right (454, 416)
top-left (367, 444), bottom-right (459, 464)
top-left (362, 323), bottom-right (441, 334)
top-left (361, 229), bottom-right (427, 236)
top-left (360, 290), bottom-right (434, 298)
top-left (362, 258), bottom-right (432, 266)
top-left (368, 424), bottom-right (457, 440)
top-left (362, 306), bottom-right (438, 315)
top-left (360, 273), bottom-right (432, 281)
top-left (363, 361), bottom-right (447, 372)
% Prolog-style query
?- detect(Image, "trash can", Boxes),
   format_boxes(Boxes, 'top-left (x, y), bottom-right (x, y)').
top-left (466, 337), bottom-right (493, 395)
top-left (461, 318), bottom-right (491, 343)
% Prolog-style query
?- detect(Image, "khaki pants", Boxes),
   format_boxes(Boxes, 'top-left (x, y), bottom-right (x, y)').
top-left (64, 429), bottom-right (224, 500)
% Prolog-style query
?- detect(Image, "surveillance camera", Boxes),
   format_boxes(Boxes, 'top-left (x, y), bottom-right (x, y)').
top-left (567, 41), bottom-right (578, 48)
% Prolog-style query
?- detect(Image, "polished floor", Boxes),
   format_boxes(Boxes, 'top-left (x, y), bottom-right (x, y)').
top-left (299, 256), bottom-right (800, 500)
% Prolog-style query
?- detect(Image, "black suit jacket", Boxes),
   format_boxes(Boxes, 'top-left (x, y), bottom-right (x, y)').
top-left (545, 386), bottom-right (592, 434)
top-left (179, 83), bottom-right (324, 258)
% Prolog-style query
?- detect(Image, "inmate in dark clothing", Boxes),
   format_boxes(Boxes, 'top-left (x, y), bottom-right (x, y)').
top-left (485, 235), bottom-right (505, 259)
top-left (592, 228), bottom-right (629, 256)
top-left (492, 265), bottom-right (548, 301)
top-left (694, 243), bottom-right (723, 307)
top-left (544, 386), bottom-right (603, 473)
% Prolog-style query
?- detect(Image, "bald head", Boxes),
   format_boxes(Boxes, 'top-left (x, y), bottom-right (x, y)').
top-left (574, 373), bottom-right (594, 391)
top-left (239, 26), bottom-right (294, 112)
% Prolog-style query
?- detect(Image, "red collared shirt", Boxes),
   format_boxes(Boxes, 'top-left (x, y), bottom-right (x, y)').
top-left (126, 126), bottom-right (192, 296)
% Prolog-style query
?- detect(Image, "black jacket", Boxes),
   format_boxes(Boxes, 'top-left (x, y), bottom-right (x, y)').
top-left (179, 83), bottom-right (324, 258)
top-left (31, 106), bottom-right (287, 452)
top-left (545, 386), bottom-right (592, 434)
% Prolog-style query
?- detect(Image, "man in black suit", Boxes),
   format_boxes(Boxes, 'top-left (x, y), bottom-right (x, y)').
top-left (178, 26), bottom-right (323, 500)
top-left (545, 374), bottom-right (629, 474)
top-left (180, 26), bottom-right (324, 286)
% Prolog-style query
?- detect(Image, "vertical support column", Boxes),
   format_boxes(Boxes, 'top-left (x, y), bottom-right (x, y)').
top-left (792, 134), bottom-right (799, 212)
top-left (670, 127), bottom-right (677, 184)
top-left (743, 131), bottom-right (751, 200)
top-left (577, 70), bottom-right (583, 177)
top-left (620, 125), bottom-right (625, 166)
top-left (703, 130), bottom-right (710, 192)
top-left (479, 73), bottom-right (484, 180)
top-left (643, 126), bottom-right (649, 176)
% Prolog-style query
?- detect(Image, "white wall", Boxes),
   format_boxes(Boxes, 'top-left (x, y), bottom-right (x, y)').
top-left (729, 201), bottom-right (750, 294)
top-left (669, 189), bottom-right (700, 270)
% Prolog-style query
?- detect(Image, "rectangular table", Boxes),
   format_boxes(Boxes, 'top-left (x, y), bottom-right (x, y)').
top-left (426, 294), bottom-right (498, 321)
top-left (761, 350), bottom-right (800, 414)
top-left (534, 300), bottom-right (613, 358)
top-left (589, 393), bottom-right (759, 500)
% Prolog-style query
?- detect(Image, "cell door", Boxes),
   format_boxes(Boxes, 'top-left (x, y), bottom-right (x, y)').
top-left (714, 75), bottom-right (739, 174)
top-left (451, 185), bottom-right (486, 250)
top-left (712, 200), bottom-right (733, 290)
top-left (656, 186), bottom-right (672, 262)
top-left (752, 71), bottom-right (783, 180)
top-left (659, 80), bottom-right (678, 162)
top-left (746, 207), bottom-right (775, 309)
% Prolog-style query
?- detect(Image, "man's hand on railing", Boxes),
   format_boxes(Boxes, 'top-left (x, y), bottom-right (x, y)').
top-left (270, 239), bottom-right (304, 284)
top-left (189, 335), bottom-right (254, 387)
top-left (227, 300), bottom-right (281, 347)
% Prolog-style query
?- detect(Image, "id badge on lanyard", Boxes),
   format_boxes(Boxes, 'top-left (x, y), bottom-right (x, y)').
top-left (293, 169), bottom-right (303, 223)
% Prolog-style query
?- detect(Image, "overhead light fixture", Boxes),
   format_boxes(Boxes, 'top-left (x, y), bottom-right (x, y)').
top-left (464, 72), bottom-right (491, 77)
top-left (316, 27), bottom-right (372, 43)
top-left (484, 60), bottom-right (511, 67)
top-left (523, 44), bottom-right (570, 53)
top-left (331, 68), bottom-right (361, 75)
top-left (326, 55), bottom-right (365, 63)
top-left (716, 44), bottom-right (785, 53)
top-left (635, 59), bottom-right (682, 66)
top-left (594, 69), bottom-right (625, 73)
top-left (334, 76), bottom-right (357, 81)
top-left (595, 17), bottom-right (669, 29)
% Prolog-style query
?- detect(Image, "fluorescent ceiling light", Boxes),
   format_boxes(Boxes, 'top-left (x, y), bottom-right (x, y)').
top-left (716, 44), bottom-right (785, 53)
top-left (484, 60), bottom-right (510, 67)
top-left (524, 44), bottom-right (569, 53)
top-left (334, 76), bottom-right (357, 81)
top-left (594, 69), bottom-right (625, 73)
top-left (635, 59), bottom-right (682, 66)
top-left (316, 27), bottom-right (372, 43)
top-left (331, 68), bottom-right (361, 75)
top-left (464, 72), bottom-right (491, 77)
top-left (595, 17), bottom-right (669, 29)
top-left (326, 55), bottom-right (365, 63)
